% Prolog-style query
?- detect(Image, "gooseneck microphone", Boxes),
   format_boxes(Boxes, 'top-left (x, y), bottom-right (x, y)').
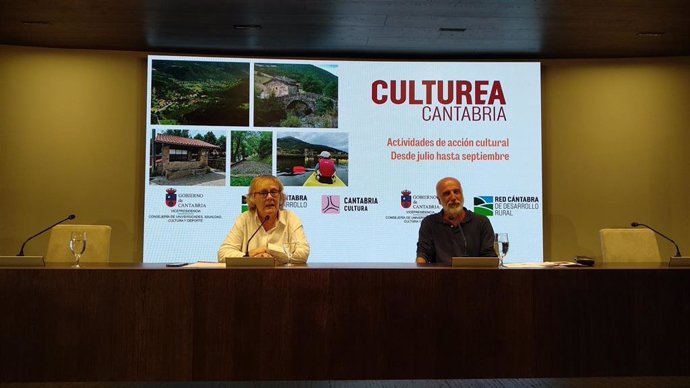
top-left (631, 222), bottom-right (682, 257)
top-left (17, 214), bottom-right (76, 256)
top-left (244, 215), bottom-right (270, 257)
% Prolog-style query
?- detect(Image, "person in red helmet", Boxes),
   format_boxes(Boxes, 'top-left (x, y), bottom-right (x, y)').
top-left (315, 150), bottom-right (336, 184)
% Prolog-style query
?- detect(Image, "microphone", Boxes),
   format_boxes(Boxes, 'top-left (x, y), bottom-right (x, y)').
top-left (631, 222), bottom-right (681, 257)
top-left (457, 223), bottom-right (468, 257)
top-left (244, 215), bottom-right (270, 257)
top-left (17, 214), bottom-right (76, 256)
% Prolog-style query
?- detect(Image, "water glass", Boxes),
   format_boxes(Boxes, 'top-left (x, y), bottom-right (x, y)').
top-left (493, 233), bottom-right (509, 267)
top-left (282, 241), bottom-right (297, 267)
top-left (69, 231), bottom-right (87, 268)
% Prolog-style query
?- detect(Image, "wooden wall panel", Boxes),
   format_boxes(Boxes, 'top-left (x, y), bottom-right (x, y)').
top-left (1, 266), bottom-right (689, 382)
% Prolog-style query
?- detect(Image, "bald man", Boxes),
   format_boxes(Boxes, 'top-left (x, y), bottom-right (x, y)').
top-left (416, 177), bottom-right (496, 264)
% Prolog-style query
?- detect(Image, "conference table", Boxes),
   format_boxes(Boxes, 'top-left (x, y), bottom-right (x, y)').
top-left (0, 262), bottom-right (688, 382)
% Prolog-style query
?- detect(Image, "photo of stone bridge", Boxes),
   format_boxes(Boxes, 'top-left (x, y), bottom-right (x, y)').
top-left (254, 63), bottom-right (338, 128)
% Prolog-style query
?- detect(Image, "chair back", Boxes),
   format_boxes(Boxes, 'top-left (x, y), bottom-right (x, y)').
top-left (46, 224), bottom-right (112, 263)
top-left (599, 228), bottom-right (661, 263)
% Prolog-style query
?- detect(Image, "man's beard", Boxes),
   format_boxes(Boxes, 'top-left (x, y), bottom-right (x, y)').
top-left (444, 200), bottom-right (464, 219)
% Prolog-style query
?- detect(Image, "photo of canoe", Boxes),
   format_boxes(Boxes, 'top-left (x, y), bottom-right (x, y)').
top-left (277, 132), bottom-right (348, 187)
top-left (302, 170), bottom-right (346, 187)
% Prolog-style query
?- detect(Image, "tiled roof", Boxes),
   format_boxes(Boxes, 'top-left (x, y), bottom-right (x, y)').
top-left (264, 75), bottom-right (298, 85)
top-left (155, 134), bottom-right (220, 149)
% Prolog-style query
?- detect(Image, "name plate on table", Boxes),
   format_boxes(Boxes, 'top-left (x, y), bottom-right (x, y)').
top-left (0, 256), bottom-right (45, 267)
top-left (451, 257), bottom-right (500, 268)
top-left (225, 257), bottom-right (275, 267)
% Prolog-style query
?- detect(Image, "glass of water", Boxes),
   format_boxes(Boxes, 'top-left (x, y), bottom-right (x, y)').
top-left (69, 231), bottom-right (87, 268)
top-left (493, 233), bottom-right (509, 267)
top-left (282, 241), bottom-right (297, 267)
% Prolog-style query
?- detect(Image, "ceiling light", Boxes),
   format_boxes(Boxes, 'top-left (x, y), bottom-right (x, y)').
top-left (636, 32), bottom-right (665, 37)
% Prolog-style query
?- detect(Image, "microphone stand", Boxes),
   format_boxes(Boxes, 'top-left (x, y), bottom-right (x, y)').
top-left (631, 222), bottom-right (690, 267)
top-left (18, 214), bottom-right (76, 256)
top-left (244, 215), bottom-right (270, 257)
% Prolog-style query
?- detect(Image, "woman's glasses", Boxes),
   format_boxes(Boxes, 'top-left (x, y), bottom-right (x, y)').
top-left (253, 189), bottom-right (281, 198)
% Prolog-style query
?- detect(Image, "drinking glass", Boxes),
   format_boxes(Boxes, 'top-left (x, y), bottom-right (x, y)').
top-left (493, 233), bottom-right (509, 267)
top-left (282, 241), bottom-right (298, 267)
top-left (69, 231), bottom-right (87, 268)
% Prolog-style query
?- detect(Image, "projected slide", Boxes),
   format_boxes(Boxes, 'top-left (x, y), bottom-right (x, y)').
top-left (144, 55), bottom-right (543, 263)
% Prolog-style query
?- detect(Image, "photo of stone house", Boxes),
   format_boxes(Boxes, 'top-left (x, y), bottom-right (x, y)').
top-left (259, 76), bottom-right (299, 98)
top-left (150, 134), bottom-right (225, 185)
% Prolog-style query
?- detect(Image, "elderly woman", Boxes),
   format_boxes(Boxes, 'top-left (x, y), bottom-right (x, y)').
top-left (217, 175), bottom-right (310, 263)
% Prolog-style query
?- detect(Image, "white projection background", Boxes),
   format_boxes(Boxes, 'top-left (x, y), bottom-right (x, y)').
top-left (144, 55), bottom-right (542, 263)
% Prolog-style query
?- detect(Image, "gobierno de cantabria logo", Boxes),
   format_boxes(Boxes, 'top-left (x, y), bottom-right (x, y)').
top-left (474, 196), bottom-right (493, 216)
top-left (165, 188), bottom-right (177, 208)
top-left (401, 190), bottom-right (412, 208)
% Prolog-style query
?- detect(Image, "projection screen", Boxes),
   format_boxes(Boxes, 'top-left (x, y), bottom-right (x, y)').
top-left (144, 55), bottom-right (542, 263)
